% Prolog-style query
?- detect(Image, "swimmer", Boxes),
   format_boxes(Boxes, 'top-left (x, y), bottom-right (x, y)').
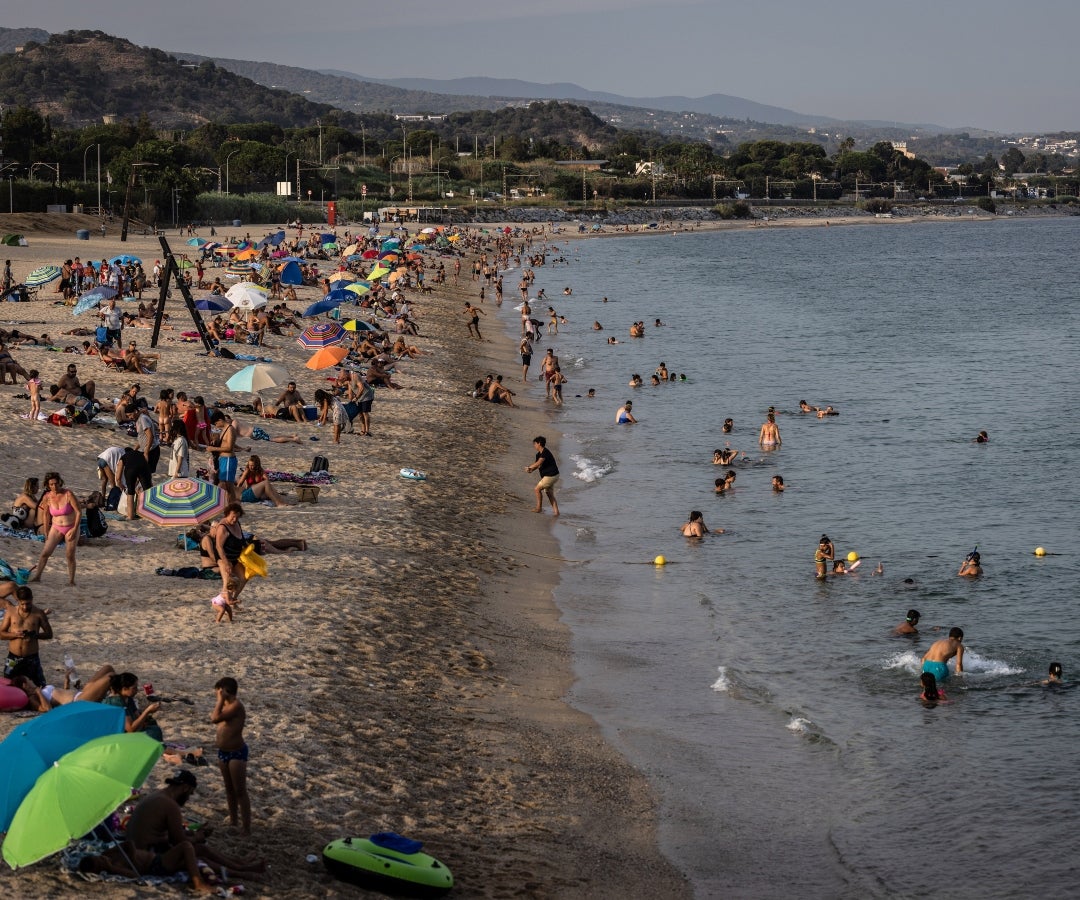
top-left (629, 374), bottom-right (643, 388)
top-left (919, 672), bottom-right (947, 705)
top-left (814, 534), bottom-right (834, 579)
top-left (799, 400), bottom-right (820, 413)
top-left (1043, 662), bottom-right (1064, 685)
top-left (713, 448), bottom-right (739, 466)
top-left (894, 609), bottom-right (920, 635)
top-left (654, 319), bottom-right (664, 327)
top-left (607, 337), bottom-right (620, 345)
top-left (681, 510), bottom-right (719, 538)
top-left (922, 627), bottom-right (964, 681)
top-left (650, 375), bottom-right (661, 386)
top-left (958, 550), bottom-right (982, 577)
top-left (771, 474), bottom-right (785, 492)
top-left (816, 405), bottom-right (839, 418)
top-left (615, 401), bottom-right (637, 425)
top-left (714, 470), bottom-right (736, 494)
top-left (593, 321), bottom-right (603, 331)
top-left (586, 388), bottom-right (596, 398)
top-left (722, 418), bottom-right (733, 434)
top-left (832, 560), bottom-right (861, 575)
top-left (975, 431), bottom-right (989, 443)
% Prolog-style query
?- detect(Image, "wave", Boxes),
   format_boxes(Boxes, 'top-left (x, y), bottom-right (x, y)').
top-left (571, 453), bottom-right (614, 483)
top-left (883, 648), bottom-right (1025, 678)
top-left (711, 666), bottom-right (732, 694)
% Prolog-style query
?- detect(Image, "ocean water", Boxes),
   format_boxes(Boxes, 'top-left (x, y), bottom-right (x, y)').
top-left (498, 218), bottom-right (1080, 899)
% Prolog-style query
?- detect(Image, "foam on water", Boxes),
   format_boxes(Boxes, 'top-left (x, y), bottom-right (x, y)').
top-left (570, 453), bottom-right (613, 483)
top-left (710, 666), bottom-right (731, 694)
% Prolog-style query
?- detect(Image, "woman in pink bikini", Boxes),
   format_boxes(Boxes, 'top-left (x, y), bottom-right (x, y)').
top-left (29, 472), bottom-right (81, 586)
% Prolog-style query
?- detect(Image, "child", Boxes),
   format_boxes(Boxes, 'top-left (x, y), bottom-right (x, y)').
top-left (551, 366), bottom-right (566, 406)
top-left (26, 370), bottom-right (41, 420)
top-left (210, 676), bottom-right (251, 834)
top-left (211, 577), bottom-right (239, 623)
top-left (919, 671), bottom-right (947, 705)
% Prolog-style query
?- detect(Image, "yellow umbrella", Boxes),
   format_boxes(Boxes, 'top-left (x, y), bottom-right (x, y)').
top-left (368, 266), bottom-right (390, 281)
top-left (327, 271), bottom-right (354, 284)
top-left (305, 346), bottom-right (349, 370)
top-left (340, 243), bottom-right (360, 257)
top-left (344, 283), bottom-right (370, 297)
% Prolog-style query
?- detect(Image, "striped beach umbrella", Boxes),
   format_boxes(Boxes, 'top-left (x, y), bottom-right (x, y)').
top-left (297, 321), bottom-right (347, 349)
top-left (136, 478), bottom-right (226, 526)
top-left (24, 266), bottom-right (62, 287)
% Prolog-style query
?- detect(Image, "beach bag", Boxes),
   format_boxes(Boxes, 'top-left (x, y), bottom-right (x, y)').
top-left (47, 412), bottom-right (72, 427)
top-left (311, 454), bottom-right (329, 474)
top-left (85, 507), bottom-right (108, 538)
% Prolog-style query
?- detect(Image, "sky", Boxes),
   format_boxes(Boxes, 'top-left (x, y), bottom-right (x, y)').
top-left (6, 0), bottom-right (1078, 134)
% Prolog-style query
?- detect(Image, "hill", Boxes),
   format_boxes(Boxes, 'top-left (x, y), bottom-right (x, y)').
top-left (0, 31), bottom-right (347, 130)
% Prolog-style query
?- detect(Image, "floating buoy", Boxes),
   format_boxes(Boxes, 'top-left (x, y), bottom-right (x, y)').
top-left (1034, 547), bottom-right (1047, 557)
top-left (847, 551), bottom-right (859, 562)
top-left (654, 555), bottom-right (667, 566)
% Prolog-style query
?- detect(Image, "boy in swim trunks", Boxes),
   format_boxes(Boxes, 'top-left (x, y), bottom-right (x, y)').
top-left (211, 677), bottom-right (251, 834)
top-left (922, 628), bottom-right (964, 681)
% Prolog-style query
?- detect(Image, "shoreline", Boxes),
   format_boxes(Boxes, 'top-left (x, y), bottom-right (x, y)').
top-left (0, 225), bottom-right (688, 898)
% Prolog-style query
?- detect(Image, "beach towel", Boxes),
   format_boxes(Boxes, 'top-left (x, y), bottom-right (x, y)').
top-left (60, 838), bottom-right (186, 886)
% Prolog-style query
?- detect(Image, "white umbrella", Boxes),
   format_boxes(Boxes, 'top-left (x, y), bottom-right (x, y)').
top-left (225, 283), bottom-right (268, 310)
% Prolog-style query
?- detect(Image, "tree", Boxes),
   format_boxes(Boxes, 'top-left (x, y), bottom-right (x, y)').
top-left (1000, 147), bottom-right (1025, 176)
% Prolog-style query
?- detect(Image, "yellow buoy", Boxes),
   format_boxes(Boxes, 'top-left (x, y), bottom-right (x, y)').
top-left (1034, 547), bottom-right (1046, 557)
top-left (654, 555), bottom-right (667, 566)
top-left (847, 551), bottom-right (859, 562)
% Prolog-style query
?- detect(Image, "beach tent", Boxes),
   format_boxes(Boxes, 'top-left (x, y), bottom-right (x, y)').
top-left (279, 261), bottom-right (303, 286)
top-left (1, 234), bottom-right (23, 246)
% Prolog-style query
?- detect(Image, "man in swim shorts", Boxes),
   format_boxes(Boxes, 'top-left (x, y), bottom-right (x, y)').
top-left (211, 677), bottom-right (251, 834)
top-left (210, 411), bottom-right (239, 503)
top-left (922, 627), bottom-right (964, 681)
top-left (0, 586), bottom-right (52, 687)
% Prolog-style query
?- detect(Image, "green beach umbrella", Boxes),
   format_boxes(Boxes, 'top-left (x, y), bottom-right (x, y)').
top-left (3, 732), bottom-right (163, 869)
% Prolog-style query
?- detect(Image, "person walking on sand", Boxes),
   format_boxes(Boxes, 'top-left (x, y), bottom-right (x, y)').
top-left (525, 435), bottom-right (560, 516)
top-left (922, 628), bottom-right (965, 682)
top-left (29, 473), bottom-right (80, 585)
top-left (464, 301), bottom-right (485, 339)
top-left (519, 335), bottom-right (533, 383)
top-left (211, 676), bottom-right (251, 834)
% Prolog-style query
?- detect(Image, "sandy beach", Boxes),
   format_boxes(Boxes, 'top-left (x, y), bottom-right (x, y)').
top-left (0, 214), bottom-right (690, 898)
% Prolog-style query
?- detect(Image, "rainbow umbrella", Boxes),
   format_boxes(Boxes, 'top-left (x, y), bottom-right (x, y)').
top-left (297, 321), bottom-right (347, 349)
top-left (305, 346), bottom-right (349, 370)
top-left (136, 478), bottom-right (226, 526)
top-left (23, 266), bottom-right (62, 287)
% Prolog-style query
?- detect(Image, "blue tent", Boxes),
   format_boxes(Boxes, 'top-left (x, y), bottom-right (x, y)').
top-left (279, 261), bottom-right (304, 286)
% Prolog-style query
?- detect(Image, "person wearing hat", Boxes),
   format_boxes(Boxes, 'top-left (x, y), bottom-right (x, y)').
top-left (127, 770), bottom-right (265, 877)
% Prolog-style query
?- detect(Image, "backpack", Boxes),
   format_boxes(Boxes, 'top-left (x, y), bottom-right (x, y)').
top-left (310, 455), bottom-right (329, 474)
top-left (85, 507), bottom-right (108, 538)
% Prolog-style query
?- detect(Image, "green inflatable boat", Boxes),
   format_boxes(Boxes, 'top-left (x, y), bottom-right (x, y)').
top-left (323, 833), bottom-right (453, 897)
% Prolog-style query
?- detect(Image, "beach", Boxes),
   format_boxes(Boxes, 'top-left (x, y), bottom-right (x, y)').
top-left (0, 216), bottom-right (690, 898)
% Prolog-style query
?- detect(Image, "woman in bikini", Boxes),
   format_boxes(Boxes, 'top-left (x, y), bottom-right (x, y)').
top-left (237, 456), bottom-right (288, 507)
top-left (9, 477), bottom-right (41, 533)
top-left (29, 472), bottom-right (81, 585)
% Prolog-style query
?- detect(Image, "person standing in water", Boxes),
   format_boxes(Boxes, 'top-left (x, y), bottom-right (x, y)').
top-left (815, 534), bottom-right (834, 579)
top-left (759, 412), bottom-right (781, 449)
top-left (922, 627), bottom-right (965, 682)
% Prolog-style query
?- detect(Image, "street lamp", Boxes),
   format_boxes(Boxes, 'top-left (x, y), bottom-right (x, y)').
top-left (30, 162), bottom-right (60, 185)
top-left (225, 148), bottom-right (241, 195)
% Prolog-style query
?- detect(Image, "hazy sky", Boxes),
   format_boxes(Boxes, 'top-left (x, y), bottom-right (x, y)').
top-left (7, 0), bottom-right (1077, 133)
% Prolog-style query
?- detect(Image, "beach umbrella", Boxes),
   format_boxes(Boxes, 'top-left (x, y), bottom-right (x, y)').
top-left (367, 265), bottom-right (391, 282)
top-left (326, 271), bottom-right (354, 284)
top-left (225, 283), bottom-right (269, 310)
top-left (23, 266), bottom-right (62, 287)
top-left (297, 321), bottom-right (347, 349)
top-left (344, 282), bottom-right (371, 298)
top-left (72, 287), bottom-right (116, 315)
top-left (322, 242), bottom-right (338, 252)
top-left (195, 296), bottom-right (231, 312)
top-left (186, 237), bottom-right (208, 247)
top-left (226, 363), bottom-right (291, 393)
top-left (280, 256), bottom-right (304, 264)
top-left (420, 227), bottom-right (437, 235)
top-left (109, 255), bottom-right (141, 266)
top-left (340, 242), bottom-right (360, 257)
top-left (381, 238), bottom-right (401, 250)
top-left (343, 319), bottom-right (379, 333)
top-left (234, 248), bottom-right (259, 261)
top-left (305, 346), bottom-right (349, 370)
top-left (361, 249), bottom-right (378, 259)
top-left (279, 261), bottom-right (303, 285)
top-left (302, 297), bottom-right (343, 318)
top-left (136, 478), bottom-right (226, 526)
top-left (175, 258), bottom-right (196, 271)
top-left (0, 703), bottom-right (126, 833)
top-left (2, 733), bottom-right (163, 869)
top-left (320, 233), bottom-right (335, 245)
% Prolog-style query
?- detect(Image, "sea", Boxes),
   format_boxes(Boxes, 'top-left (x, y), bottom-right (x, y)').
top-left (495, 217), bottom-right (1080, 899)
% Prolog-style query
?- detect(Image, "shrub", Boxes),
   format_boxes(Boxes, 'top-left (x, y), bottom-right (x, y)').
top-left (863, 198), bottom-right (893, 214)
top-left (976, 197), bottom-right (996, 213)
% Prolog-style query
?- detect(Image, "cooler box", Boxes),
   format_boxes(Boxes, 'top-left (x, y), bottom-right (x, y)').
top-left (303, 405), bottom-right (319, 421)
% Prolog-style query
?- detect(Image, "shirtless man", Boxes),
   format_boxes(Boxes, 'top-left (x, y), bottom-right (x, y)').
top-left (55, 362), bottom-right (95, 402)
top-left (0, 586), bottom-right (53, 687)
top-left (273, 382), bottom-right (306, 424)
top-left (211, 677), bottom-right (251, 834)
top-left (758, 412), bottom-right (782, 449)
top-left (464, 301), bottom-right (485, 339)
top-left (894, 610), bottom-right (921, 635)
top-left (540, 348), bottom-right (559, 399)
top-left (922, 627), bottom-right (964, 682)
top-left (958, 551), bottom-right (982, 577)
top-left (127, 771), bottom-right (265, 877)
top-left (209, 411), bottom-right (239, 503)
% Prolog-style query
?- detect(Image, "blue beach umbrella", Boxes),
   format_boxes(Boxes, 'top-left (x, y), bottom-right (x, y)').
top-left (195, 296), bottom-right (231, 312)
top-left (303, 297), bottom-right (344, 318)
top-left (0, 702), bottom-right (126, 832)
top-left (279, 261), bottom-right (304, 285)
top-left (108, 255), bottom-right (140, 266)
top-left (186, 237), bottom-right (209, 247)
top-left (72, 287), bottom-right (117, 315)
top-left (297, 321), bottom-right (347, 349)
